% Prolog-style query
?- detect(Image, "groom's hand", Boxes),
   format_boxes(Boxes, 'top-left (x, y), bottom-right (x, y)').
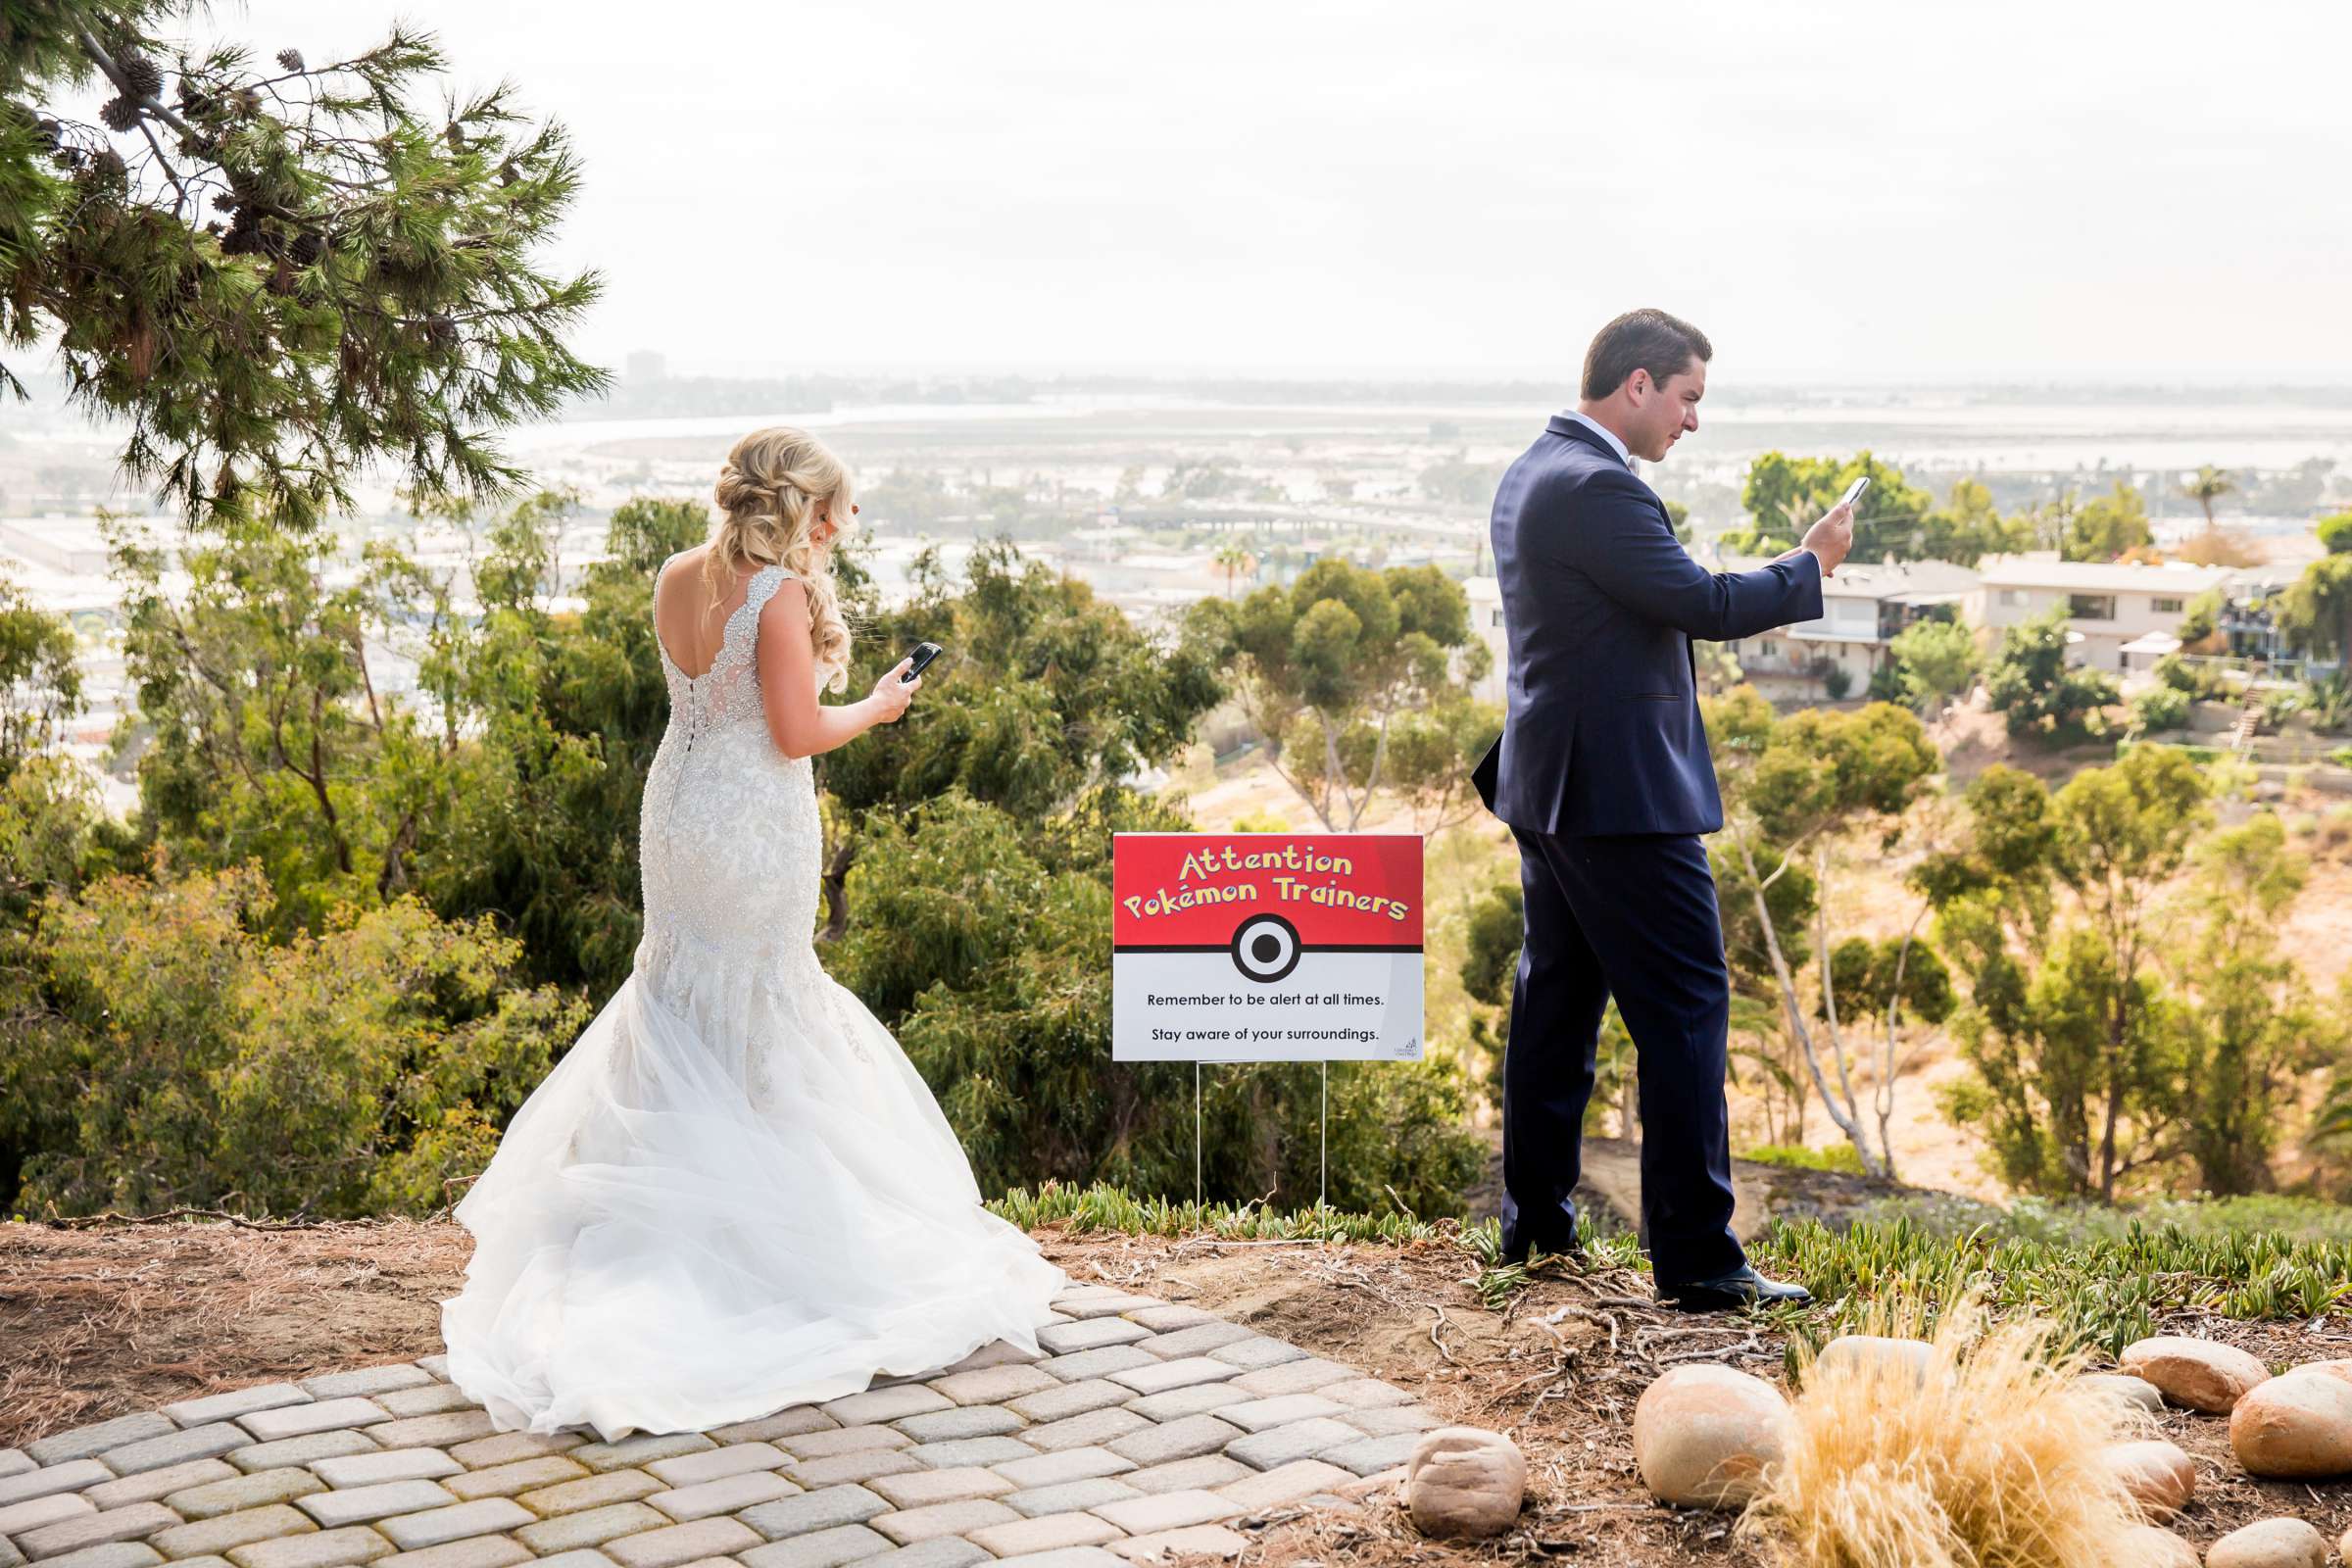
top-left (1799, 501), bottom-right (1856, 577)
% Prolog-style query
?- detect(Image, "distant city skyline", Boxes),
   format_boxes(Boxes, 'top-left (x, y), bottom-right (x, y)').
top-left (29, 1), bottom-right (2352, 382)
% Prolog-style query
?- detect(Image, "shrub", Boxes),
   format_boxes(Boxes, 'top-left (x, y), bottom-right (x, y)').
top-left (5, 863), bottom-right (584, 1218)
top-left (1742, 1143), bottom-right (1867, 1176)
top-left (1741, 1297), bottom-right (2148, 1568)
top-left (2130, 685), bottom-right (2190, 734)
top-left (1823, 664), bottom-right (1854, 700)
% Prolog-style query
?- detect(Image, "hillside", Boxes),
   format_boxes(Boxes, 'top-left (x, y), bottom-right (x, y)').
top-left (9, 1195), bottom-right (2352, 1568)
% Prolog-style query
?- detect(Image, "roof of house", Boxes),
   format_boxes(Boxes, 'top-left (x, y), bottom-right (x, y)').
top-left (1716, 555), bottom-right (1981, 601)
top-left (1972, 555), bottom-right (2235, 593)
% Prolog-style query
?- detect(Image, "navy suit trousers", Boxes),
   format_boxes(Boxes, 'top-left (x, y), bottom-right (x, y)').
top-left (1500, 828), bottom-right (1745, 1288)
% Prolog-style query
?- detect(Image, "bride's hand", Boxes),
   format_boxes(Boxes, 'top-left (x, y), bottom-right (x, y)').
top-left (868, 659), bottom-right (919, 723)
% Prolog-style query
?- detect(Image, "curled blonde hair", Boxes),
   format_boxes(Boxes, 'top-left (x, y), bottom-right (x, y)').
top-left (707, 425), bottom-right (854, 693)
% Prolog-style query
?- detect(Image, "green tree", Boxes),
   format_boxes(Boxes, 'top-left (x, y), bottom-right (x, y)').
top-left (1930, 751), bottom-right (2213, 1200)
top-left (2131, 685), bottom-right (2191, 735)
top-left (1, 574), bottom-right (81, 774)
top-left (1190, 561), bottom-right (1485, 830)
top-left (1888, 617), bottom-right (1980, 713)
top-left (1741, 451), bottom-right (1933, 563)
top-left (416, 494), bottom-right (707, 993)
top-left (5, 860), bottom-right (582, 1216)
top-left (1664, 498), bottom-right (1693, 546)
top-left (1379, 696), bottom-right (1501, 835)
top-left (2317, 513), bottom-right (2352, 555)
top-left (1454, 878), bottom-right (1638, 1136)
top-left (2173, 815), bottom-right (2331, 1195)
top-left (2063, 482), bottom-right (2153, 563)
top-left (1211, 540), bottom-right (1253, 597)
top-left (830, 789), bottom-right (1481, 1213)
top-left (1708, 693), bottom-right (1942, 1176)
top-left (2180, 465), bottom-right (2235, 528)
top-left (2279, 555), bottom-right (2352, 665)
top-left (1986, 606), bottom-right (2121, 739)
top-left (1915, 478), bottom-right (2028, 566)
top-left (4, 7), bottom-right (606, 529)
top-left (1459, 881), bottom-right (1522, 1011)
top-left (109, 511), bottom-right (454, 931)
top-left (2177, 588), bottom-right (2227, 647)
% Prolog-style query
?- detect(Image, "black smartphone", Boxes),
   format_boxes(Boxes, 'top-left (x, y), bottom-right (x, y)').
top-left (901, 642), bottom-right (943, 683)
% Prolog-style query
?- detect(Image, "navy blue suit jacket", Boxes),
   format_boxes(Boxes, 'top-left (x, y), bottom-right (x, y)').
top-left (1473, 416), bottom-right (1825, 836)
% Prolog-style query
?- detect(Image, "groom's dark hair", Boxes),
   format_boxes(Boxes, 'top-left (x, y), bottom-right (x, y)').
top-left (1582, 309), bottom-right (1712, 401)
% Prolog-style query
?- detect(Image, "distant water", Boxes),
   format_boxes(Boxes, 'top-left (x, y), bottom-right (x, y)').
top-left (503, 392), bottom-right (2352, 475)
top-left (495, 400), bottom-right (1097, 452)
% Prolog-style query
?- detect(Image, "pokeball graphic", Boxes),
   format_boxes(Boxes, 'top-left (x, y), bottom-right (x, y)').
top-left (1229, 912), bottom-right (1302, 983)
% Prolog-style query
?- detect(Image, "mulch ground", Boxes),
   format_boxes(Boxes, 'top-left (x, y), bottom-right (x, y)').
top-left (6, 1216), bottom-right (2352, 1567)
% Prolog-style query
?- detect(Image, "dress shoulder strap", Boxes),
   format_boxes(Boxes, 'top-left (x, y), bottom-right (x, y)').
top-left (743, 563), bottom-right (798, 614)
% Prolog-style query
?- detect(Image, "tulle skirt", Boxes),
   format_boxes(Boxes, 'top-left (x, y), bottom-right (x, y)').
top-left (438, 938), bottom-right (1070, 1440)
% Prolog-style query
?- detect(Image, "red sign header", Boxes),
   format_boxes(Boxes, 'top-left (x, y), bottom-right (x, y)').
top-left (1111, 834), bottom-right (1424, 950)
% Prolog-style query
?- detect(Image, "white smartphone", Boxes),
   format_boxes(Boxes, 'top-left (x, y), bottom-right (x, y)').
top-left (1838, 476), bottom-right (1871, 509)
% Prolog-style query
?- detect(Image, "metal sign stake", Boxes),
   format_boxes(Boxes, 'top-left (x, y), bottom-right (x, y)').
top-left (1195, 1060), bottom-right (1202, 1208)
top-left (1319, 1061), bottom-right (1329, 1209)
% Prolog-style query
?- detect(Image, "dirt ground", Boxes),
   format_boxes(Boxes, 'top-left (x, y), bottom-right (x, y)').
top-left (9, 1215), bottom-right (2352, 1568)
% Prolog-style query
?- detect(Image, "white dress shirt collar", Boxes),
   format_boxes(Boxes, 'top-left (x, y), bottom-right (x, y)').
top-left (1563, 409), bottom-right (1635, 470)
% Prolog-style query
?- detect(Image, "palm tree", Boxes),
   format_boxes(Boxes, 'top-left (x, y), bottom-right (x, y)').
top-left (2180, 465), bottom-right (2236, 528)
top-left (1212, 542), bottom-right (1255, 597)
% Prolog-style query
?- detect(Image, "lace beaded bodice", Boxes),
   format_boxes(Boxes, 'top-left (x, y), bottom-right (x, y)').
top-left (635, 564), bottom-right (828, 1012)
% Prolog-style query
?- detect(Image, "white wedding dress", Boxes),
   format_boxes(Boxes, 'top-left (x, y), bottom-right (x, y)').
top-left (439, 563), bottom-right (1069, 1440)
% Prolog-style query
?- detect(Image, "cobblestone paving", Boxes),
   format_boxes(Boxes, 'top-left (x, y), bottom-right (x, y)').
top-left (0, 1286), bottom-right (1439, 1568)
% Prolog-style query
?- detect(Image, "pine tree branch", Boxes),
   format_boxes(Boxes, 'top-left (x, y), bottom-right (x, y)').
top-left (73, 25), bottom-right (202, 142)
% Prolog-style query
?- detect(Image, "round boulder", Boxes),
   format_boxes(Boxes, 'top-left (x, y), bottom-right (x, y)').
top-left (2120, 1335), bottom-right (2271, 1413)
top-left (1812, 1335), bottom-right (1935, 1387)
top-left (2289, 1357), bottom-right (2352, 1388)
top-left (1404, 1426), bottom-right (1526, 1538)
top-left (2230, 1371), bottom-right (2352, 1479)
top-left (2099, 1439), bottom-right (2196, 1520)
top-left (1632, 1363), bottom-right (1790, 1509)
top-left (2080, 1372), bottom-right (2166, 1414)
top-left (2205, 1517), bottom-right (2327, 1568)
top-left (2118, 1524), bottom-right (2200, 1568)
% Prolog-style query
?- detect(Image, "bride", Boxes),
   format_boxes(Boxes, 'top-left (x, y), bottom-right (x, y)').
top-left (439, 426), bottom-right (1070, 1440)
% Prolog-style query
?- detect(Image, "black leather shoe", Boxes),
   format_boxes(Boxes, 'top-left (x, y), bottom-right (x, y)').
top-left (1657, 1265), bottom-right (1811, 1312)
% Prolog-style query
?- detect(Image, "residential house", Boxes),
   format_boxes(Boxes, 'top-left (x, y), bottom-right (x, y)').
top-left (1715, 557), bottom-right (1981, 700)
top-left (1964, 555), bottom-right (2234, 672)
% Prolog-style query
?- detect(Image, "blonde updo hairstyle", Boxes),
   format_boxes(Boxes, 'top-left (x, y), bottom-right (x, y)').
top-left (707, 425), bottom-right (854, 693)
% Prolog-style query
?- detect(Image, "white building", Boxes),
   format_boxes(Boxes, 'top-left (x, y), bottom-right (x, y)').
top-left (1717, 558), bottom-right (1980, 700)
top-left (1463, 575), bottom-right (1505, 704)
top-left (1963, 555), bottom-right (2234, 672)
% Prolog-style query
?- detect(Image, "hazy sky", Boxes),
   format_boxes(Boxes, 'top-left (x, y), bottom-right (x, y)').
top-left (99, 2), bottom-right (2352, 379)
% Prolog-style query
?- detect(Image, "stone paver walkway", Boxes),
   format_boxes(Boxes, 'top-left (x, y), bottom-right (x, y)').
top-left (1, 1285), bottom-right (1440, 1568)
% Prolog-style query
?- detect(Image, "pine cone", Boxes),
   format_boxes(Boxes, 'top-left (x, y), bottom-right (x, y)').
top-left (93, 148), bottom-right (128, 182)
top-left (120, 54), bottom-right (164, 100)
top-left (276, 47), bottom-right (305, 73)
top-left (100, 95), bottom-right (142, 132)
top-left (499, 161), bottom-right (519, 187)
top-left (424, 314), bottom-right (458, 349)
top-left (290, 230), bottom-right (324, 265)
top-left (33, 118), bottom-right (61, 151)
top-left (444, 122), bottom-right (464, 152)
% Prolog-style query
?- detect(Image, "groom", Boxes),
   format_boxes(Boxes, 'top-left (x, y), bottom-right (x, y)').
top-left (1471, 308), bottom-right (1853, 1312)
